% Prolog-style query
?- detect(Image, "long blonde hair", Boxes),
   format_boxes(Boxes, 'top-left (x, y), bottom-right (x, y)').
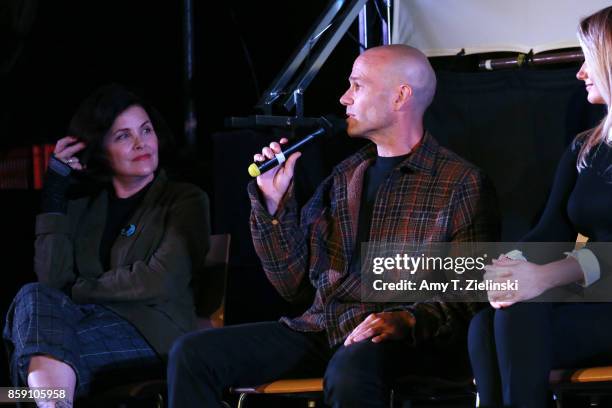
top-left (576, 6), bottom-right (612, 170)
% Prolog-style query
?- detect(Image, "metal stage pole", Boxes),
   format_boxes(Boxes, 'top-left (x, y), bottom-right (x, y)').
top-left (182, 0), bottom-right (197, 148)
top-left (382, 0), bottom-right (392, 44)
top-left (358, 3), bottom-right (369, 53)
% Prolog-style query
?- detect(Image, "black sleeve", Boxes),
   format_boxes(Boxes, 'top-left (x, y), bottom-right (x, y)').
top-left (41, 156), bottom-right (72, 214)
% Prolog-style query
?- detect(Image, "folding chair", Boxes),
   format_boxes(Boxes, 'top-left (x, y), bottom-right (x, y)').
top-left (550, 367), bottom-right (612, 408)
top-left (231, 374), bottom-right (475, 408)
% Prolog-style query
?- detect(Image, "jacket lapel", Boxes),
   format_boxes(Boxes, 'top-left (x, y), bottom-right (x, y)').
top-left (74, 190), bottom-right (108, 278)
top-left (74, 171), bottom-right (169, 277)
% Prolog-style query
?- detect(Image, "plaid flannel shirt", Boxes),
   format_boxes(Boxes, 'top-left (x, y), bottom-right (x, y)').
top-left (249, 132), bottom-right (499, 348)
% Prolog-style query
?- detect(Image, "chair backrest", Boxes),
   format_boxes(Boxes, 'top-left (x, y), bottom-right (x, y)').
top-left (194, 234), bottom-right (231, 329)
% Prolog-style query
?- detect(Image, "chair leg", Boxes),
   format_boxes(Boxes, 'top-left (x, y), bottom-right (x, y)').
top-left (237, 393), bottom-right (248, 408)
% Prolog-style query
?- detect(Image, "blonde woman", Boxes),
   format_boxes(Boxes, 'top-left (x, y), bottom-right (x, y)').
top-left (468, 6), bottom-right (612, 408)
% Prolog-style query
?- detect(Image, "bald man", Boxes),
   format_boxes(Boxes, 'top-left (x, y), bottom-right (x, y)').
top-left (167, 45), bottom-right (498, 407)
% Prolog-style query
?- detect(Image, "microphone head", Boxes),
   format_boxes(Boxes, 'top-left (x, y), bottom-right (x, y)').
top-left (248, 163), bottom-right (261, 177)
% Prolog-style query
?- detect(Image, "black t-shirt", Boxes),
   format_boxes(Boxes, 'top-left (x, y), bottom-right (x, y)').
top-left (349, 154), bottom-right (409, 275)
top-left (99, 182), bottom-right (152, 270)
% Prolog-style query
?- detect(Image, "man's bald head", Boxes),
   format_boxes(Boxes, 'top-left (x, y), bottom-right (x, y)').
top-left (358, 45), bottom-right (436, 113)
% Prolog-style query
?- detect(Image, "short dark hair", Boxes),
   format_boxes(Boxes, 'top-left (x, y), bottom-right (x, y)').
top-left (68, 83), bottom-right (174, 183)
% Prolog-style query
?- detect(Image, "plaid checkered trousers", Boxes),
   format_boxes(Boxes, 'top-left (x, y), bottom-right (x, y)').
top-left (3, 282), bottom-right (160, 396)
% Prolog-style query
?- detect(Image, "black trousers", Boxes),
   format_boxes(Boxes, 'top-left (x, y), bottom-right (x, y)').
top-left (468, 303), bottom-right (612, 408)
top-left (167, 321), bottom-right (469, 408)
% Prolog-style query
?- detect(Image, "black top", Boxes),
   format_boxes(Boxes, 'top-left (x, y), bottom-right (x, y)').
top-left (522, 140), bottom-right (612, 272)
top-left (350, 154), bottom-right (409, 274)
top-left (524, 140), bottom-right (612, 243)
top-left (99, 182), bottom-right (152, 270)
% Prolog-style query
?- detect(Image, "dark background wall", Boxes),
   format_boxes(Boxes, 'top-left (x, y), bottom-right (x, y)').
top-left (1, 0), bottom-right (357, 150)
top-left (0, 0), bottom-right (606, 396)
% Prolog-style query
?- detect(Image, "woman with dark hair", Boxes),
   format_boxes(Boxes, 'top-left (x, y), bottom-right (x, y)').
top-left (468, 6), bottom-right (612, 408)
top-left (3, 84), bottom-right (210, 406)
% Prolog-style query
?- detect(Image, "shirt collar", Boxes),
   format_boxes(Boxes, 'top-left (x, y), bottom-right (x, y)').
top-left (398, 131), bottom-right (437, 175)
top-left (338, 131), bottom-right (438, 176)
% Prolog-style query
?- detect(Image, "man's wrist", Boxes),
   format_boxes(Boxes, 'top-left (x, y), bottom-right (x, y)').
top-left (396, 310), bottom-right (416, 328)
top-left (260, 184), bottom-right (293, 216)
top-left (264, 196), bottom-right (281, 215)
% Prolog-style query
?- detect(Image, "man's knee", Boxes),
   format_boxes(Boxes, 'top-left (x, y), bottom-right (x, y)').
top-left (324, 358), bottom-right (363, 402)
top-left (324, 344), bottom-right (384, 403)
top-left (168, 329), bottom-right (228, 373)
top-left (169, 332), bottom-right (202, 370)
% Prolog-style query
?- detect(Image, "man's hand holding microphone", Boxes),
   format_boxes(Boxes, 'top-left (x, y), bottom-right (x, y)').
top-left (253, 138), bottom-right (301, 215)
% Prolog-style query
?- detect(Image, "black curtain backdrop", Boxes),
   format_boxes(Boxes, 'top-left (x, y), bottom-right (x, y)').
top-left (426, 67), bottom-right (606, 240)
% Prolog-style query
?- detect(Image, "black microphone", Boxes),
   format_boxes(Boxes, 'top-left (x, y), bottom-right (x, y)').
top-left (247, 116), bottom-right (345, 178)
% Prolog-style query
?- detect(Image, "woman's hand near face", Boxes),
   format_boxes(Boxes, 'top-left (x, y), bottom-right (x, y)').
top-left (54, 136), bottom-right (87, 170)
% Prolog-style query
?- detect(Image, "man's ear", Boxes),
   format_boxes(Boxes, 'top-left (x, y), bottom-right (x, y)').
top-left (394, 84), bottom-right (413, 110)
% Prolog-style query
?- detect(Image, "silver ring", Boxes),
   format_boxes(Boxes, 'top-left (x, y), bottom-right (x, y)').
top-left (66, 158), bottom-right (75, 164)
